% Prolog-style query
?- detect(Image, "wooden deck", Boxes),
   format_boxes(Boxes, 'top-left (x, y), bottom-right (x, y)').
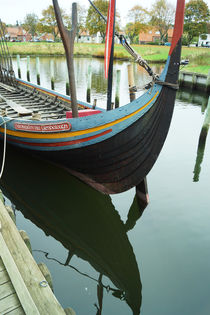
top-left (0, 257), bottom-right (25, 314)
top-left (0, 192), bottom-right (73, 315)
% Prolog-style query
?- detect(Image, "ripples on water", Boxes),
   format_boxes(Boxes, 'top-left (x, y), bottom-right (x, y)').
top-left (1, 57), bottom-right (209, 315)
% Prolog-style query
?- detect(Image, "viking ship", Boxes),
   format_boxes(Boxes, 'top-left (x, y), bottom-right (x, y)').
top-left (0, 0), bottom-right (185, 194)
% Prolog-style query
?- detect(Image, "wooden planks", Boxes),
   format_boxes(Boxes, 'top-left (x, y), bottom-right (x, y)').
top-left (0, 82), bottom-right (17, 92)
top-left (0, 268), bottom-right (9, 285)
top-left (0, 220), bottom-right (40, 315)
top-left (0, 280), bottom-right (15, 300)
top-left (0, 292), bottom-right (21, 313)
top-left (0, 94), bottom-right (32, 116)
top-left (0, 198), bottom-right (66, 315)
top-left (0, 257), bottom-right (5, 272)
top-left (4, 306), bottom-right (26, 315)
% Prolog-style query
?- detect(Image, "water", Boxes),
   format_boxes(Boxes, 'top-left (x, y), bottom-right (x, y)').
top-left (1, 57), bottom-right (210, 315)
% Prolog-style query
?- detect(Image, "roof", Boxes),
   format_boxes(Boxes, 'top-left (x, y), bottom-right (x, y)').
top-left (6, 26), bottom-right (25, 37)
top-left (139, 27), bottom-right (174, 42)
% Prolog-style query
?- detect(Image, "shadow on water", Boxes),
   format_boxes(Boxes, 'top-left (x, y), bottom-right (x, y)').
top-left (0, 145), bottom-right (148, 315)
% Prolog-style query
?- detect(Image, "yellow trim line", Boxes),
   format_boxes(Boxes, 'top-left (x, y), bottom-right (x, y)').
top-left (0, 91), bottom-right (159, 139)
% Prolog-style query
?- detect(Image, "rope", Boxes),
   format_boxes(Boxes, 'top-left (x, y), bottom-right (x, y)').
top-left (87, 1), bottom-right (159, 81)
top-left (145, 79), bottom-right (179, 90)
top-left (0, 118), bottom-right (7, 179)
top-left (0, 117), bottom-right (15, 179)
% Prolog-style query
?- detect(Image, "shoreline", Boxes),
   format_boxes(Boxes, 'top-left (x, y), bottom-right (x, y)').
top-left (8, 42), bottom-right (210, 75)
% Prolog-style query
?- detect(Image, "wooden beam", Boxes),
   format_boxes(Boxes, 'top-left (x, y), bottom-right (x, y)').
top-left (0, 198), bottom-right (67, 314)
top-left (0, 94), bottom-right (32, 116)
top-left (52, 0), bottom-right (78, 117)
top-left (0, 220), bottom-right (40, 315)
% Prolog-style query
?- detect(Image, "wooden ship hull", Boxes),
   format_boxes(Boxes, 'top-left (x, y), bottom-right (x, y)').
top-left (0, 0), bottom-right (185, 194)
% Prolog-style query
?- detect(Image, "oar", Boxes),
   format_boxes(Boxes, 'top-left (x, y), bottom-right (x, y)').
top-left (52, 0), bottom-right (78, 117)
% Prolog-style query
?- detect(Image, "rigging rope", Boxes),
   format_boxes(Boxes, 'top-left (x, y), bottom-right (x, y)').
top-left (87, 0), bottom-right (159, 82)
top-left (0, 20), bottom-right (17, 86)
top-left (0, 118), bottom-right (15, 179)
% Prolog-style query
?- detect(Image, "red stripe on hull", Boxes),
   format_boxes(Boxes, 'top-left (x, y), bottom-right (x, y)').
top-left (6, 129), bottom-right (112, 148)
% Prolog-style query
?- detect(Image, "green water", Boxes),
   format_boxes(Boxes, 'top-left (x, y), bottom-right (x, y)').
top-left (1, 57), bottom-right (210, 315)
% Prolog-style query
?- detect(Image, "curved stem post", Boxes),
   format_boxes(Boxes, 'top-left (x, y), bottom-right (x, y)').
top-left (52, 0), bottom-right (78, 117)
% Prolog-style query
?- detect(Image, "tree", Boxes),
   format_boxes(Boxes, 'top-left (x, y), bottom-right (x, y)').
top-left (70, 3), bottom-right (87, 41)
top-left (125, 5), bottom-right (149, 44)
top-left (86, 0), bottom-right (120, 43)
top-left (40, 5), bottom-right (71, 40)
top-left (22, 13), bottom-right (39, 39)
top-left (86, 0), bottom-right (108, 42)
top-left (149, 0), bottom-right (175, 44)
top-left (184, 0), bottom-right (210, 45)
top-left (127, 5), bottom-right (149, 23)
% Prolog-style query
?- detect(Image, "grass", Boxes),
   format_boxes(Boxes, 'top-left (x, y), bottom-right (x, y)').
top-left (7, 42), bottom-right (210, 75)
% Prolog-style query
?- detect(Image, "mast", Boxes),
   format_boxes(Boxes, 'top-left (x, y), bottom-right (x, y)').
top-left (105, 0), bottom-right (116, 111)
top-left (52, 0), bottom-right (78, 117)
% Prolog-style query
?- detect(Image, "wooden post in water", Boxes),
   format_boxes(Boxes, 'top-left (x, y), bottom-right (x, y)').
top-left (52, 0), bottom-right (78, 117)
top-left (66, 70), bottom-right (70, 96)
top-left (50, 59), bottom-right (55, 90)
top-left (93, 98), bottom-right (97, 109)
top-left (17, 55), bottom-right (21, 78)
top-left (206, 70), bottom-right (210, 93)
top-left (115, 69), bottom-right (121, 108)
top-left (86, 64), bottom-right (92, 103)
top-left (36, 57), bottom-right (40, 85)
top-left (26, 56), bottom-right (30, 82)
top-left (127, 64), bottom-right (137, 102)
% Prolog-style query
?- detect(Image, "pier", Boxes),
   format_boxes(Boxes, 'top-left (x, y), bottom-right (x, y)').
top-left (0, 191), bottom-right (75, 315)
top-left (179, 70), bottom-right (210, 92)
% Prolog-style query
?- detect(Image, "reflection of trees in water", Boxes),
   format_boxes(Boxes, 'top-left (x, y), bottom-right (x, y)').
top-left (176, 88), bottom-right (208, 111)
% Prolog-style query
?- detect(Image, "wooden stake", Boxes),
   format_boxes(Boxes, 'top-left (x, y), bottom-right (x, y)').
top-left (115, 69), bottom-right (121, 108)
top-left (26, 56), bottom-right (30, 82)
top-left (36, 57), bottom-right (40, 85)
top-left (127, 64), bottom-right (136, 102)
top-left (86, 64), bottom-right (92, 103)
top-left (66, 70), bottom-right (70, 96)
top-left (16, 55), bottom-right (21, 79)
top-left (93, 98), bottom-right (97, 109)
top-left (50, 59), bottom-right (55, 90)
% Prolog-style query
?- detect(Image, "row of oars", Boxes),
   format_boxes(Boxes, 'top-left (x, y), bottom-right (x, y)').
top-left (16, 54), bottom-right (137, 107)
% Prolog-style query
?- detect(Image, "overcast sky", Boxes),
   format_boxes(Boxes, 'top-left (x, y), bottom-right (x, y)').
top-left (1, 0), bottom-right (210, 26)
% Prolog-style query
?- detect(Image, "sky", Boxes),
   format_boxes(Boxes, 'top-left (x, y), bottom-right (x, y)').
top-left (1, 0), bottom-right (210, 26)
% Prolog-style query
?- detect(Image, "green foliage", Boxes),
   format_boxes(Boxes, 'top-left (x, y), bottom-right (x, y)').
top-left (184, 0), bottom-right (210, 45)
top-left (85, 0), bottom-right (120, 43)
top-left (40, 5), bottom-right (71, 39)
top-left (75, 4), bottom-right (87, 37)
top-left (22, 13), bottom-right (39, 38)
top-left (149, 0), bottom-right (175, 44)
top-left (86, 0), bottom-right (109, 42)
top-left (125, 5), bottom-right (149, 44)
top-left (125, 22), bottom-right (148, 44)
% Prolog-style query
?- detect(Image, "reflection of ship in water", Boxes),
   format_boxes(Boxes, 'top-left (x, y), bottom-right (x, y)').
top-left (0, 146), bottom-right (147, 315)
